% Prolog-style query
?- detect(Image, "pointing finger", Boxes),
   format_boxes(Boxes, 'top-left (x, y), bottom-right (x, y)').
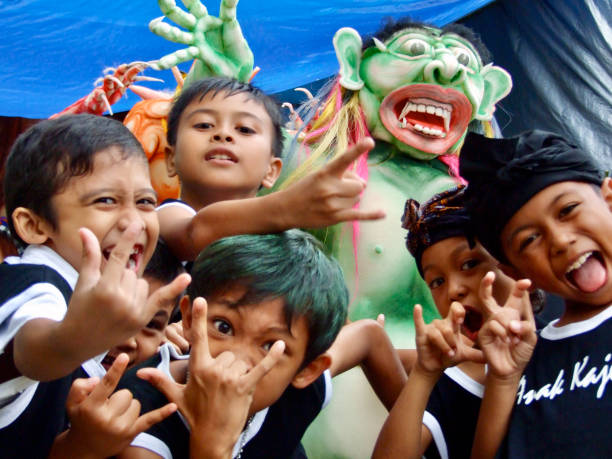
top-left (242, 340), bottom-right (285, 388)
top-left (90, 353), bottom-right (129, 402)
top-left (478, 271), bottom-right (499, 317)
top-left (78, 227), bottom-right (102, 284)
top-left (145, 273), bottom-right (191, 318)
top-left (132, 402), bottom-right (177, 434)
top-left (325, 137), bottom-right (374, 177)
top-left (189, 297), bottom-right (212, 365)
top-left (102, 222), bottom-right (143, 280)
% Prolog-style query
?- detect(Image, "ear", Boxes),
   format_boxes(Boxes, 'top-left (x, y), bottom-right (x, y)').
top-left (11, 207), bottom-right (52, 245)
top-left (474, 64), bottom-right (513, 121)
top-left (179, 295), bottom-right (193, 342)
top-left (600, 177), bottom-right (612, 209)
top-left (333, 27), bottom-right (364, 91)
top-left (291, 353), bottom-right (331, 389)
top-left (165, 145), bottom-right (178, 178)
top-left (260, 157), bottom-right (283, 189)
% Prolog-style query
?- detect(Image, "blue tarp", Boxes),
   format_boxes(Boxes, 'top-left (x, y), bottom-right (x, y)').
top-left (0, 0), bottom-right (494, 119)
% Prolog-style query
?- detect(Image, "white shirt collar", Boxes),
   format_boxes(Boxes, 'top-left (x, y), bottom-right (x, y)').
top-left (540, 305), bottom-right (612, 340)
top-left (4, 244), bottom-right (79, 290)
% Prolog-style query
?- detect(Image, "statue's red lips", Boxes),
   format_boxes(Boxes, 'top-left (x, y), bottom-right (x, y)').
top-left (379, 84), bottom-right (472, 156)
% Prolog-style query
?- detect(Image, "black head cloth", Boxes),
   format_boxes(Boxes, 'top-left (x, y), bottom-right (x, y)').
top-left (402, 185), bottom-right (472, 277)
top-left (459, 130), bottom-right (603, 262)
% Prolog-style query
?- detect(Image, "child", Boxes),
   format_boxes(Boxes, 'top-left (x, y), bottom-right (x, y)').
top-left (101, 239), bottom-right (186, 371)
top-left (157, 77), bottom-right (384, 261)
top-left (0, 114), bottom-right (188, 457)
top-left (373, 186), bottom-right (528, 458)
top-left (116, 230), bottom-right (407, 458)
top-left (460, 130), bottom-right (612, 457)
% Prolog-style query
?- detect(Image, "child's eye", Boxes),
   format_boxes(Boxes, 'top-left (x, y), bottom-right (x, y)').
top-left (559, 203), bottom-right (578, 218)
top-left (194, 122), bottom-right (213, 129)
top-left (94, 197), bottom-right (116, 205)
top-left (518, 233), bottom-right (538, 252)
top-left (137, 197), bottom-right (157, 209)
top-left (429, 277), bottom-right (444, 289)
top-left (213, 319), bottom-right (233, 335)
top-left (461, 259), bottom-right (480, 271)
top-left (262, 341), bottom-right (274, 352)
top-left (145, 319), bottom-right (165, 332)
top-left (237, 126), bottom-right (256, 134)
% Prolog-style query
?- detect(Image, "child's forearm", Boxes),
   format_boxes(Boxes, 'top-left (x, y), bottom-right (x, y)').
top-left (49, 429), bottom-right (98, 459)
top-left (471, 374), bottom-right (520, 459)
top-left (12, 318), bottom-right (101, 381)
top-left (373, 365), bottom-right (439, 459)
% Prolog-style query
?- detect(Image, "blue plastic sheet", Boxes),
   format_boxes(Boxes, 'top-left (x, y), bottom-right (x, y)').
top-left (0, 0), bottom-right (494, 118)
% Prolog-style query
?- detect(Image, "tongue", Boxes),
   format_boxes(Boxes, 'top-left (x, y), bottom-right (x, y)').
top-left (571, 255), bottom-right (607, 293)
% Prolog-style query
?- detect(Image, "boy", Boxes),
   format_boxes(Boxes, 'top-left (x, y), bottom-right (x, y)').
top-left (117, 230), bottom-right (407, 458)
top-left (373, 186), bottom-right (532, 458)
top-left (0, 114), bottom-right (188, 456)
top-left (460, 130), bottom-right (612, 457)
top-left (157, 77), bottom-right (384, 261)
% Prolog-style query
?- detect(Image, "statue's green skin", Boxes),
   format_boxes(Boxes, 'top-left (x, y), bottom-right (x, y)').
top-left (149, 5), bottom-right (512, 455)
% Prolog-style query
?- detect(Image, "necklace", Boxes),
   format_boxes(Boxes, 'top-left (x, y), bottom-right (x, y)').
top-left (236, 415), bottom-right (255, 459)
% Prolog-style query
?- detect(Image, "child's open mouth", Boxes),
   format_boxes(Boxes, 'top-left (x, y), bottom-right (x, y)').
top-left (461, 306), bottom-right (483, 342)
top-left (102, 244), bottom-right (144, 272)
top-left (205, 149), bottom-right (237, 163)
top-left (101, 352), bottom-right (117, 371)
top-left (565, 251), bottom-right (608, 293)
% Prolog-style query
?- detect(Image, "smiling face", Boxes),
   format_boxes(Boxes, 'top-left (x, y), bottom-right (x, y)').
top-left (501, 180), bottom-right (612, 319)
top-left (421, 236), bottom-right (514, 342)
top-left (42, 148), bottom-right (159, 275)
top-left (184, 284), bottom-right (316, 416)
top-left (167, 91), bottom-right (282, 208)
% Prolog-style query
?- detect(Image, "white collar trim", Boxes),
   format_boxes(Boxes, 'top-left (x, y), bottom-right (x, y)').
top-left (5, 245), bottom-right (78, 290)
top-left (540, 305), bottom-right (612, 340)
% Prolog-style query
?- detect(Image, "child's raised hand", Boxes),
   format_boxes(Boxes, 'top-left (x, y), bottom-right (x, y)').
top-left (281, 137), bottom-right (385, 227)
top-left (55, 353), bottom-right (177, 458)
top-left (163, 320), bottom-right (190, 355)
top-left (413, 303), bottom-right (485, 376)
top-left (65, 225), bottom-right (191, 357)
top-left (137, 297), bottom-right (285, 456)
top-left (477, 272), bottom-right (537, 379)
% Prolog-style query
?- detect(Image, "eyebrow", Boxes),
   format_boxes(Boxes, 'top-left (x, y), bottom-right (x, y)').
top-left (186, 108), bottom-right (263, 123)
top-left (422, 240), bottom-right (469, 274)
top-left (79, 187), bottom-right (157, 203)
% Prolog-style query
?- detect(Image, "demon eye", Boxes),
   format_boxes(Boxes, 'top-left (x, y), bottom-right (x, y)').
top-left (399, 38), bottom-right (430, 57)
top-left (456, 50), bottom-right (470, 66)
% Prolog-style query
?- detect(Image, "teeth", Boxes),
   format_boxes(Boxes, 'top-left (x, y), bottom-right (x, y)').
top-left (127, 258), bottom-right (136, 270)
top-left (566, 252), bottom-right (593, 274)
top-left (397, 99), bottom-right (452, 134)
top-left (210, 154), bottom-right (232, 160)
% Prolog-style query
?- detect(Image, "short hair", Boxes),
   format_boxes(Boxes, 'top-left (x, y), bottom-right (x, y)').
top-left (166, 77), bottom-right (284, 158)
top-left (188, 230), bottom-right (349, 366)
top-left (4, 114), bottom-right (147, 245)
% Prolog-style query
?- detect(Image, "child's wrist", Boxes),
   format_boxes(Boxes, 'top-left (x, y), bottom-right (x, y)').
top-left (413, 361), bottom-right (443, 382)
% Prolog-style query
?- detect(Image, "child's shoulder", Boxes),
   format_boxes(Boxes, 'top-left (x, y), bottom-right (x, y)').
top-left (156, 198), bottom-right (196, 216)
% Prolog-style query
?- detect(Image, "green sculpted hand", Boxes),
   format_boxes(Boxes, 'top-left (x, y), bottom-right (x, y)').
top-left (149, 0), bottom-right (254, 86)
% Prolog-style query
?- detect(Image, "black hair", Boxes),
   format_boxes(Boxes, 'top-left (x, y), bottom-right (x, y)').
top-left (144, 238), bottom-right (187, 321)
top-left (166, 77), bottom-right (284, 158)
top-left (362, 17), bottom-right (492, 64)
top-left (4, 114), bottom-right (146, 245)
top-left (187, 230), bottom-right (349, 366)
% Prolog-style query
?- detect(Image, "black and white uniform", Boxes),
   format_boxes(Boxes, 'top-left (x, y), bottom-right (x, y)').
top-left (500, 306), bottom-right (612, 458)
top-left (120, 344), bottom-right (332, 459)
top-left (422, 366), bottom-right (483, 459)
top-left (0, 245), bottom-right (104, 457)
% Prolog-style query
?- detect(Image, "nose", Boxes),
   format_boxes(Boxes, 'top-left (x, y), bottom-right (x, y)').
top-left (448, 276), bottom-right (468, 303)
top-left (230, 345), bottom-right (256, 371)
top-left (212, 123), bottom-right (234, 143)
top-left (117, 205), bottom-right (146, 233)
top-left (117, 336), bottom-right (138, 352)
top-left (549, 227), bottom-right (576, 256)
top-left (423, 49), bottom-right (466, 85)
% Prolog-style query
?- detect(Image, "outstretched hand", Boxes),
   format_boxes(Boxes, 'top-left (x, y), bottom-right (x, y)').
top-left (137, 297), bottom-right (285, 454)
top-left (56, 354), bottom-right (176, 458)
top-left (413, 303), bottom-right (485, 377)
top-left (280, 137), bottom-right (385, 228)
top-left (64, 224), bottom-right (191, 360)
top-left (477, 272), bottom-right (537, 379)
